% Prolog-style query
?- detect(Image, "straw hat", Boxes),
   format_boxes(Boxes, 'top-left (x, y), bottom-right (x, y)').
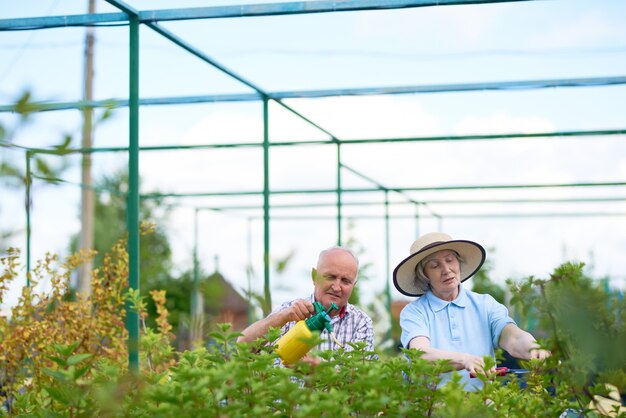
top-left (393, 232), bottom-right (486, 297)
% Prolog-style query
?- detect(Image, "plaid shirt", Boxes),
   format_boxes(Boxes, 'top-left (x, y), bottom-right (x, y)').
top-left (270, 294), bottom-right (375, 352)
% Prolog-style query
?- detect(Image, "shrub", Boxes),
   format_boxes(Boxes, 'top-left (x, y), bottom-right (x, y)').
top-left (1, 246), bottom-right (624, 417)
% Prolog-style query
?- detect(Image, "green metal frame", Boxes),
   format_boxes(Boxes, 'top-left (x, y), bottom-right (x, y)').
top-left (2, 0), bottom-right (625, 373)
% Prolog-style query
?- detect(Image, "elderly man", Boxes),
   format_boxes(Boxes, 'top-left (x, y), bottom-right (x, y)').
top-left (238, 246), bottom-right (374, 364)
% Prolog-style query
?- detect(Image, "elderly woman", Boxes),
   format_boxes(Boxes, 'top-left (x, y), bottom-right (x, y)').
top-left (393, 232), bottom-right (549, 390)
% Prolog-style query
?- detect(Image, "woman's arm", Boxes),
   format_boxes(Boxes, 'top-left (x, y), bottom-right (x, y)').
top-left (498, 323), bottom-right (551, 360)
top-left (408, 336), bottom-right (494, 376)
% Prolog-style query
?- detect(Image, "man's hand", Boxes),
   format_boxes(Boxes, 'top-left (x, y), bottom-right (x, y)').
top-left (238, 299), bottom-right (315, 344)
top-left (282, 299), bottom-right (315, 323)
top-left (299, 354), bottom-right (321, 367)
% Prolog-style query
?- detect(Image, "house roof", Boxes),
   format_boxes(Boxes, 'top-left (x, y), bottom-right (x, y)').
top-left (203, 271), bottom-right (249, 314)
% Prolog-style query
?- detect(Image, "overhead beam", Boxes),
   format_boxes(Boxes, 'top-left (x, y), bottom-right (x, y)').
top-left (140, 181), bottom-right (626, 199)
top-left (0, 0), bottom-right (537, 30)
top-left (2, 76), bottom-right (625, 112)
top-left (6, 129), bottom-right (625, 155)
top-left (141, 0), bottom-right (536, 22)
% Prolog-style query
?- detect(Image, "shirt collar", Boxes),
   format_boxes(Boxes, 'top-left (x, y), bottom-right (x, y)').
top-left (425, 284), bottom-right (468, 312)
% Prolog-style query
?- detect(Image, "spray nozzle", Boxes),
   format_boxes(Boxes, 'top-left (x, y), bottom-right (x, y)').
top-left (306, 302), bottom-right (338, 333)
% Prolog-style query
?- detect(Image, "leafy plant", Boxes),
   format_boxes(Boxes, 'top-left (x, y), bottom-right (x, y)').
top-left (2, 244), bottom-right (625, 417)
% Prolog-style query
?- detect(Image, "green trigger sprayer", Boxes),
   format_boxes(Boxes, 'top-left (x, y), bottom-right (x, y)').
top-left (274, 302), bottom-right (338, 364)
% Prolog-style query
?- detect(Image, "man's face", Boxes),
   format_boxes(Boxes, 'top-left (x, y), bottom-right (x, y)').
top-left (312, 249), bottom-right (358, 312)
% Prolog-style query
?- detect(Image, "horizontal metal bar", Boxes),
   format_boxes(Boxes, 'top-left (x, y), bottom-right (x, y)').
top-left (9, 129), bottom-right (623, 156)
top-left (0, 12), bottom-right (128, 30)
top-left (139, 0), bottom-right (535, 22)
top-left (273, 76), bottom-right (626, 98)
top-left (141, 181), bottom-right (626, 199)
top-left (245, 212), bottom-right (626, 220)
top-left (0, 0), bottom-right (536, 30)
top-left (3, 76), bottom-right (625, 112)
top-left (193, 196), bottom-right (626, 211)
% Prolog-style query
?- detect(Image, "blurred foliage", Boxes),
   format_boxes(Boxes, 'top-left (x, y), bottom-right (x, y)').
top-left (1, 91), bottom-right (72, 251)
top-left (244, 250), bottom-right (297, 318)
top-left (471, 249), bottom-right (506, 305)
top-left (508, 262), bottom-right (626, 396)
top-left (69, 169), bottom-right (173, 293)
top-left (345, 219), bottom-right (373, 308)
top-left (0, 90), bottom-right (114, 252)
top-left (2, 243), bottom-right (626, 416)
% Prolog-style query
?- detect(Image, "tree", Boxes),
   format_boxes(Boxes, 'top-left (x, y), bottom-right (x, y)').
top-left (470, 247), bottom-right (507, 304)
top-left (1, 91), bottom-right (74, 253)
top-left (69, 169), bottom-right (173, 291)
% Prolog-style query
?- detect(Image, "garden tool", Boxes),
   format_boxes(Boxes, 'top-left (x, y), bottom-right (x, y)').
top-left (274, 301), bottom-right (337, 364)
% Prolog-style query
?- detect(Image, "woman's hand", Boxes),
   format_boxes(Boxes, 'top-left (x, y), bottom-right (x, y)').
top-left (529, 348), bottom-right (551, 360)
top-left (462, 353), bottom-right (495, 378)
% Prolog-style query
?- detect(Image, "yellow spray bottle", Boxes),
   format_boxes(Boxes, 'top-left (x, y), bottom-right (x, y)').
top-left (274, 301), bottom-right (338, 364)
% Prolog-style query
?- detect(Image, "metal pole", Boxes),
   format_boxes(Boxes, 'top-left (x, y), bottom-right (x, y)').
top-left (262, 98), bottom-right (271, 314)
top-left (25, 151), bottom-right (32, 284)
top-left (126, 15), bottom-right (140, 374)
top-left (192, 208), bottom-right (199, 317)
top-left (415, 204), bottom-right (420, 238)
top-left (384, 191), bottom-right (392, 343)
top-left (246, 217), bottom-right (254, 322)
top-left (336, 145), bottom-right (342, 246)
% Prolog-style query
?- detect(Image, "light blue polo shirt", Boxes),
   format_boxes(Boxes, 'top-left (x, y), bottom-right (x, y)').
top-left (400, 285), bottom-right (515, 390)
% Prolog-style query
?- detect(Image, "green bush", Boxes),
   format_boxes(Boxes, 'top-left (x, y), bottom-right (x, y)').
top-left (2, 247), bottom-right (625, 417)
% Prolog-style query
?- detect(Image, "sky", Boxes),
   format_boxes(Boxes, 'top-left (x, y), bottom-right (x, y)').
top-left (1, 0), bottom-right (626, 326)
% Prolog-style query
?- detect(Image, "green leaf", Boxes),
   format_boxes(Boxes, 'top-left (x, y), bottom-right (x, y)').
top-left (42, 368), bottom-right (68, 382)
top-left (0, 161), bottom-right (23, 179)
top-left (67, 353), bottom-right (92, 366)
top-left (99, 107), bottom-right (113, 123)
top-left (46, 355), bottom-right (68, 367)
top-left (226, 331), bottom-right (244, 341)
top-left (52, 134), bottom-right (73, 155)
top-left (44, 386), bottom-right (71, 405)
top-left (34, 156), bottom-right (52, 177)
top-left (207, 332), bottom-right (226, 342)
top-left (74, 364), bottom-right (91, 379)
top-left (54, 341), bottom-right (81, 357)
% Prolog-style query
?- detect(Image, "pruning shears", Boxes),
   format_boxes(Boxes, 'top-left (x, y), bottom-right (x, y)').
top-left (470, 367), bottom-right (529, 378)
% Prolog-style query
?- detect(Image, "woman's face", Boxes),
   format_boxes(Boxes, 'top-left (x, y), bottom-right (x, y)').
top-left (423, 249), bottom-right (461, 300)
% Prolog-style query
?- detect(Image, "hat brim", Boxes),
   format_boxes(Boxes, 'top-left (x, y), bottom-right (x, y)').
top-left (393, 240), bottom-right (486, 297)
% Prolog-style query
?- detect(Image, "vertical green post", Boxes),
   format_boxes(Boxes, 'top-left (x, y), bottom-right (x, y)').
top-left (384, 190), bottom-right (392, 343)
top-left (415, 204), bottom-right (420, 238)
top-left (336, 144), bottom-right (342, 246)
top-left (246, 217), bottom-right (254, 322)
top-left (126, 15), bottom-right (140, 374)
top-left (192, 208), bottom-right (199, 317)
top-left (25, 151), bottom-right (32, 285)
top-left (262, 98), bottom-right (271, 313)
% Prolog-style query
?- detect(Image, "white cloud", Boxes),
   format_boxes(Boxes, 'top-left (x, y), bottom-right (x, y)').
top-left (455, 113), bottom-right (555, 136)
top-left (527, 10), bottom-right (625, 49)
top-left (352, 6), bottom-right (499, 47)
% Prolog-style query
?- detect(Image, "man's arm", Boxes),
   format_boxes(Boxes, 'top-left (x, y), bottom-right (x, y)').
top-left (408, 336), bottom-right (494, 376)
top-left (237, 299), bottom-right (314, 343)
top-left (498, 323), bottom-right (551, 360)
